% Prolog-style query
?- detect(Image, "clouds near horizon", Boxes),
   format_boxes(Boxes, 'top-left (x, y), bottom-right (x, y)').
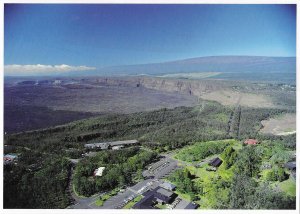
top-left (4, 64), bottom-right (96, 76)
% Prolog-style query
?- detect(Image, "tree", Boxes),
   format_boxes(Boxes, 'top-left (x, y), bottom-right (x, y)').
top-left (229, 173), bottom-right (257, 209)
top-left (235, 146), bottom-right (262, 178)
top-left (246, 183), bottom-right (296, 209)
top-left (221, 146), bottom-right (237, 169)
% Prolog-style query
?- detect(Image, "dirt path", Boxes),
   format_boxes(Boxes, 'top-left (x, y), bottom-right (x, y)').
top-left (228, 94), bottom-right (242, 138)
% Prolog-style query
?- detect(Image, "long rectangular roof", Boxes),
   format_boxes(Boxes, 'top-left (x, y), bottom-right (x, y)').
top-left (4, 154), bottom-right (18, 159)
top-left (109, 140), bottom-right (138, 146)
top-left (85, 140), bottom-right (138, 148)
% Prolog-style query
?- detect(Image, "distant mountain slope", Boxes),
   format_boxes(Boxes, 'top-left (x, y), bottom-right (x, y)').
top-left (6, 56), bottom-right (295, 83)
top-left (102, 56), bottom-right (296, 75)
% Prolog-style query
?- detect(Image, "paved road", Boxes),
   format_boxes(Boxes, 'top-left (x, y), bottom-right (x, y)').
top-left (99, 179), bottom-right (154, 209)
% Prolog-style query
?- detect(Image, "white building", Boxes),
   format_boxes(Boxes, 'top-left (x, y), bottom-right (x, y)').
top-left (94, 167), bottom-right (105, 177)
top-left (112, 145), bottom-right (124, 150)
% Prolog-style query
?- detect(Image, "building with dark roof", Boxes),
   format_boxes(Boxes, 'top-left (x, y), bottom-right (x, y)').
top-left (133, 191), bottom-right (157, 209)
top-left (155, 187), bottom-right (177, 204)
top-left (133, 187), bottom-right (177, 209)
top-left (185, 202), bottom-right (199, 209)
top-left (209, 157), bottom-right (223, 167)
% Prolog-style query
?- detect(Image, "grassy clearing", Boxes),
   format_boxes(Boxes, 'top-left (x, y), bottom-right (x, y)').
top-left (174, 139), bottom-right (236, 162)
top-left (278, 178), bottom-right (296, 197)
top-left (94, 198), bottom-right (104, 206)
top-left (187, 164), bottom-right (215, 182)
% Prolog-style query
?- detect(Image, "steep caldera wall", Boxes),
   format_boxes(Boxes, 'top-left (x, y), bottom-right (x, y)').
top-left (92, 76), bottom-right (226, 97)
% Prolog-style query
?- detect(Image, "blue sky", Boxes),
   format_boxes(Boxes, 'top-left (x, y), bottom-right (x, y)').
top-left (4, 4), bottom-right (296, 74)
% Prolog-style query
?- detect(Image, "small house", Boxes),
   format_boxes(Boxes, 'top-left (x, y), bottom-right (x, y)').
top-left (133, 191), bottom-right (156, 209)
top-left (133, 187), bottom-right (177, 209)
top-left (154, 188), bottom-right (177, 204)
top-left (244, 139), bottom-right (258, 145)
top-left (209, 157), bottom-right (223, 167)
top-left (94, 167), bottom-right (105, 177)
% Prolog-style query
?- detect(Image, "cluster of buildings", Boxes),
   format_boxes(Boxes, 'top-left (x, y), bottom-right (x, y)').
top-left (84, 140), bottom-right (139, 150)
top-left (133, 182), bottom-right (198, 209)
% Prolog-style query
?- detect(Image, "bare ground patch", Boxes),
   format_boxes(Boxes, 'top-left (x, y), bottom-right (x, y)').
top-left (200, 90), bottom-right (275, 108)
top-left (260, 113), bottom-right (296, 135)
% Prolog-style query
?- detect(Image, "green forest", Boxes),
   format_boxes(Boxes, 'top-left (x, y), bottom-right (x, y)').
top-left (73, 148), bottom-right (157, 196)
top-left (4, 100), bottom-right (296, 208)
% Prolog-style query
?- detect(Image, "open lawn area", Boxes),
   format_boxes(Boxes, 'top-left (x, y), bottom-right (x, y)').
top-left (174, 139), bottom-right (238, 163)
top-left (278, 178), bottom-right (296, 197)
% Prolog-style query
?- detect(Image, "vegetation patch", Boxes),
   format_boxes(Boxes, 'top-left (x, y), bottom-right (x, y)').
top-left (278, 178), bottom-right (296, 197)
top-left (174, 139), bottom-right (236, 162)
top-left (123, 195), bottom-right (143, 209)
top-left (94, 198), bottom-right (104, 206)
top-left (73, 148), bottom-right (156, 197)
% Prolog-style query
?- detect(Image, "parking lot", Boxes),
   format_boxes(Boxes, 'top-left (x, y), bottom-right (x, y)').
top-left (143, 156), bottom-right (178, 179)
